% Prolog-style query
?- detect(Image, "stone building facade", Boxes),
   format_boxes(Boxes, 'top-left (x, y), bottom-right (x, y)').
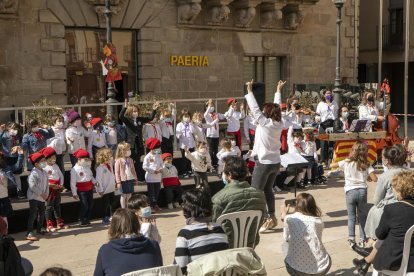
top-left (0, 0), bottom-right (358, 116)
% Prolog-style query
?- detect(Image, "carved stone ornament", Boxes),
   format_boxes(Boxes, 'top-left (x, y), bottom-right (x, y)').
top-left (260, 1), bottom-right (284, 29)
top-left (233, 0), bottom-right (261, 28)
top-left (0, 0), bottom-right (19, 14)
top-left (86, 0), bottom-right (124, 27)
top-left (282, 4), bottom-right (305, 30)
top-left (205, 0), bottom-right (233, 26)
top-left (85, 0), bottom-right (121, 5)
top-left (176, 0), bottom-right (202, 24)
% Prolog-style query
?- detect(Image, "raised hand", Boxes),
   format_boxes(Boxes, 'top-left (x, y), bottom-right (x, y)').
top-left (153, 101), bottom-right (160, 110)
top-left (246, 79), bottom-right (254, 93)
top-left (277, 80), bottom-right (287, 91)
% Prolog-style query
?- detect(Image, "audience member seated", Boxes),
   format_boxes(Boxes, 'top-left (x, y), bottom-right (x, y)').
top-left (93, 209), bottom-right (163, 276)
top-left (174, 188), bottom-right (229, 274)
top-left (353, 170), bottom-right (414, 275)
top-left (280, 193), bottom-right (331, 276)
top-left (212, 156), bottom-right (266, 248)
top-left (40, 267), bottom-right (72, 276)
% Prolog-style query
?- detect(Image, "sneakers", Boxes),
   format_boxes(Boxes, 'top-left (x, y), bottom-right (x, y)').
top-left (259, 215), bottom-right (278, 233)
top-left (167, 203), bottom-right (174, 210)
top-left (102, 217), bottom-right (110, 225)
top-left (57, 218), bottom-right (67, 229)
top-left (17, 190), bottom-right (26, 199)
top-left (353, 258), bottom-right (370, 276)
top-left (26, 232), bottom-right (39, 241)
top-left (173, 202), bottom-right (181, 208)
top-left (46, 220), bottom-right (57, 233)
top-left (273, 186), bottom-right (282, 193)
top-left (37, 228), bottom-right (48, 235)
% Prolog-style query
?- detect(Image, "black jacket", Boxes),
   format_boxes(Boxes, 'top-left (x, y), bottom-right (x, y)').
top-left (373, 200), bottom-right (414, 272)
top-left (333, 118), bottom-right (350, 133)
top-left (93, 236), bottom-right (163, 276)
top-left (119, 107), bottom-right (156, 154)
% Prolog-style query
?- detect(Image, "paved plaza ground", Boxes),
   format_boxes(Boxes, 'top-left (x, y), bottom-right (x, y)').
top-left (13, 172), bottom-right (379, 276)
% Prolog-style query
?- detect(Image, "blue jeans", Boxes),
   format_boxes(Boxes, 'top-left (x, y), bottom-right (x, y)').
top-left (346, 188), bottom-right (367, 240)
top-left (147, 182), bottom-right (161, 207)
top-left (79, 190), bottom-right (93, 224)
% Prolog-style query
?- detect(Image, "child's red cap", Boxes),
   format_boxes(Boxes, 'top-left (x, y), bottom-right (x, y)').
top-left (162, 153), bottom-right (172, 161)
top-left (40, 147), bottom-right (56, 159)
top-left (73, 148), bottom-right (90, 159)
top-left (146, 138), bottom-right (161, 150)
top-left (29, 152), bottom-right (44, 164)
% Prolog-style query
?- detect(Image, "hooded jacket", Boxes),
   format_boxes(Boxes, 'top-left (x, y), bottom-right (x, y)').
top-left (94, 235), bottom-right (163, 276)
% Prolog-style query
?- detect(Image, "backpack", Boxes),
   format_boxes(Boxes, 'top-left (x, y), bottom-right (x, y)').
top-left (0, 236), bottom-right (25, 276)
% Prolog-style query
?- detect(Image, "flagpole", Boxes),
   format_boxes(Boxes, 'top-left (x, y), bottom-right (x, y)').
top-left (378, 0), bottom-right (383, 93)
top-left (404, 0), bottom-right (410, 137)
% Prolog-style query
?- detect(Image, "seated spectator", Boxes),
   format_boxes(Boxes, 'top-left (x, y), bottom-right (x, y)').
top-left (174, 188), bottom-right (229, 274)
top-left (93, 209), bottom-right (163, 276)
top-left (40, 267), bottom-right (72, 276)
top-left (353, 170), bottom-right (414, 275)
top-left (212, 156), bottom-right (266, 248)
top-left (280, 193), bottom-right (331, 276)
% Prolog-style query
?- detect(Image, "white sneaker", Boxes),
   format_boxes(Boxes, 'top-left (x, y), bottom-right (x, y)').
top-left (168, 203), bottom-right (174, 210)
top-left (173, 202), bottom-right (181, 208)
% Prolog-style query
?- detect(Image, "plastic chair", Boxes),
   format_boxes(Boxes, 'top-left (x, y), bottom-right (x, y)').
top-left (121, 264), bottom-right (182, 276)
top-left (216, 210), bottom-right (262, 249)
top-left (373, 225), bottom-right (414, 276)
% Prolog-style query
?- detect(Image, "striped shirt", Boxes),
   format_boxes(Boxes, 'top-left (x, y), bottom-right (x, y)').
top-left (174, 222), bottom-right (229, 273)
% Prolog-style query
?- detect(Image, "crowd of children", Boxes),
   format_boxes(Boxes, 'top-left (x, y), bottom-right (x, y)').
top-left (0, 89), bottom-right (333, 241)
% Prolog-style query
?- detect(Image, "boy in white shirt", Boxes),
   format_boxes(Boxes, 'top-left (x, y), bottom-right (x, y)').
top-left (159, 103), bottom-right (176, 155)
top-left (216, 138), bottom-right (238, 175)
top-left (142, 138), bottom-right (164, 212)
top-left (87, 118), bottom-right (107, 173)
top-left (185, 142), bottom-right (212, 188)
top-left (65, 110), bottom-right (91, 166)
top-left (176, 112), bottom-right (196, 178)
top-left (224, 98), bottom-right (245, 149)
top-left (204, 99), bottom-right (225, 171)
top-left (143, 117), bottom-right (162, 153)
top-left (161, 153), bottom-right (182, 209)
top-left (47, 116), bottom-right (66, 174)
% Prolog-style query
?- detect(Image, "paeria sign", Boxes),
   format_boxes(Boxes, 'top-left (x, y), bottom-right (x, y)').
top-left (170, 55), bottom-right (209, 66)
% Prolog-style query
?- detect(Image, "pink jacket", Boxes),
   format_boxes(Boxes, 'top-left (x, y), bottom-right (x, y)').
top-left (114, 157), bottom-right (138, 184)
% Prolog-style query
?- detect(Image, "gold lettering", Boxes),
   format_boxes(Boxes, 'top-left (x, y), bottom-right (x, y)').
top-left (170, 55), bottom-right (178, 65)
top-left (177, 56), bottom-right (185, 66)
top-left (185, 56), bottom-right (191, 66)
top-left (191, 56), bottom-right (198, 66)
top-left (202, 56), bottom-right (209, 66)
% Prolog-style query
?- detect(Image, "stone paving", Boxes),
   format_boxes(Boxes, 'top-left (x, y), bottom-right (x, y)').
top-left (12, 172), bottom-right (382, 276)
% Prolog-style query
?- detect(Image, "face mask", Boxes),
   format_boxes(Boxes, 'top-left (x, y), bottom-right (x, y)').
top-left (140, 206), bottom-right (152, 218)
top-left (80, 160), bottom-right (91, 168)
top-left (86, 115), bottom-right (92, 121)
top-left (382, 164), bottom-right (388, 172)
top-left (199, 148), bottom-right (207, 154)
top-left (73, 120), bottom-right (81, 127)
top-left (210, 107), bottom-right (215, 113)
top-left (39, 162), bottom-right (47, 169)
top-left (230, 141), bottom-right (236, 147)
top-left (342, 112), bottom-right (349, 118)
top-left (367, 95), bottom-right (374, 102)
top-left (183, 117), bottom-right (190, 123)
top-left (55, 122), bottom-right (64, 128)
top-left (132, 112), bottom-right (139, 119)
top-left (153, 149), bottom-right (161, 155)
top-left (32, 127), bottom-right (39, 133)
top-left (107, 121), bottom-right (115, 127)
top-left (9, 129), bottom-right (18, 136)
top-left (222, 174), bottom-right (229, 186)
top-left (125, 150), bottom-right (131, 157)
top-left (164, 117), bottom-right (172, 122)
top-left (325, 95), bottom-right (333, 102)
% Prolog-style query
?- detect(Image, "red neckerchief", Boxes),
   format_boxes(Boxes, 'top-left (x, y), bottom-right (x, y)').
top-left (11, 135), bottom-right (17, 147)
top-left (294, 142), bottom-right (304, 153)
top-left (105, 163), bottom-right (112, 173)
top-left (33, 131), bottom-right (44, 143)
top-left (210, 113), bottom-right (217, 129)
top-left (150, 124), bottom-right (158, 137)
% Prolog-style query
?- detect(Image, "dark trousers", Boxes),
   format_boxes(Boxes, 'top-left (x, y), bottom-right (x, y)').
top-left (69, 154), bottom-right (77, 167)
top-left (180, 148), bottom-right (194, 174)
top-left (320, 141), bottom-right (334, 164)
top-left (193, 171), bottom-right (208, 187)
top-left (249, 134), bottom-right (255, 150)
top-left (132, 146), bottom-right (145, 182)
top-left (27, 200), bottom-right (46, 234)
top-left (102, 192), bottom-right (116, 218)
top-left (147, 182), bottom-right (161, 207)
top-left (251, 161), bottom-right (281, 217)
top-left (164, 186), bottom-right (183, 204)
top-left (161, 136), bottom-right (174, 155)
top-left (45, 193), bottom-right (62, 221)
top-left (207, 137), bottom-right (219, 167)
top-left (79, 190), bottom-right (93, 224)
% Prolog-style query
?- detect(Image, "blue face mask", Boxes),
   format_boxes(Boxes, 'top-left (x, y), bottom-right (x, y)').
top-left (222, 174), bottom-right (229, 186)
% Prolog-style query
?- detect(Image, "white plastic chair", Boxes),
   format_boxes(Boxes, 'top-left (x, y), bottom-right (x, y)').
top-left (121, 264), bottom-right (182, 276)
top-left (373, 225), bottom-right (414, 276)
top-left (216, 210), bottom-right (262, 249)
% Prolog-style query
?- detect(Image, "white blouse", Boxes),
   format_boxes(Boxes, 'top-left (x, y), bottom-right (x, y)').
top-left (284, 212), bottom-right (330, 274)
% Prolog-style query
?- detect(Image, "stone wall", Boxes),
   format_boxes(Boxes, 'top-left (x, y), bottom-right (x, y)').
top-left (0, 0), bottom-right (358, 118)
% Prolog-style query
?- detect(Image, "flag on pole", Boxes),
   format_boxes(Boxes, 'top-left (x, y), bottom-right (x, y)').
top-left (333, 140), bottom-right (377, 164)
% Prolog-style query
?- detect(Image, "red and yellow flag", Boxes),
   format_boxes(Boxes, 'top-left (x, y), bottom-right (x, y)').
top-left (333, 140), bottom-right (377, 164)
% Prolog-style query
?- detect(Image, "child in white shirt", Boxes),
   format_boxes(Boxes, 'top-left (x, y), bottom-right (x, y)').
top-left (185, 141), bottom-right (212, 188)
top-left (87, 118), bottom-right (107, 172)
top-left (159, 103), bottom-right (176, 155)
top-left (216, 138), bottom-right (238, 175)
top-left (95, 148), bottom-right (116, 225)
top-left (176, 111), bottom-right (196, 178)
top-left (142, 138), bottom-right (163, 212)
top-left (65, 110), bottom-right (91, 166)
top-left (143, 117), bottom-right (162, 153)
top-left (285, 126), bottom-right (306, 189)
top-left (243, 108), bottom-right (257, 150)
top-left (192, 112), bottom-right (216, 143)
top-left (47, 115), bottom-right (66, 174)
top-left (224, 98), bottom-right (245, 149)
top-left (303, 131), bottom-right (318, 185)
top-left (161, 153), bottom-right (182, 209)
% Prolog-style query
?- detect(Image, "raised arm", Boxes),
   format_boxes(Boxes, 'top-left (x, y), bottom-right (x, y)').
top-left (274, 80), bottom-right (286, 104)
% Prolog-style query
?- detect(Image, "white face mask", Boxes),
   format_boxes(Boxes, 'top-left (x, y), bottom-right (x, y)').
top-left (342, 112), bottom-right (349, 118)
top-left (9, 129), bottom-right (18, 136)
top-left (153, 148), bottom-right (161, 155)
top-left (39, 162), bottom-right (47, 169)
top-left (79, 159), bottom-right (91, 168)
top-left (48, 159), bottom-right (56, 165)
top-left (32, 127), bottom-right (39, 133)
top-left (125, 150), bottom-right (131, 157)
top-left (132, 112), bottom-right (139, 119)
top-left (164, 117), bottom-right (172, 122)
top-left (107, 121), bottom-right (115, 127)
top-left (183, 117), bottom-right (190, 123)
top-left (55, 122), bottom-right (64, 128)
top-left (210, 107), bottom-right (215, 113)
top-left (222, 174), bottom-right (229, 186)
top-left (198, 148), bottom-right (207, 154)
top-left (230, 140), bottom-right (236, 147)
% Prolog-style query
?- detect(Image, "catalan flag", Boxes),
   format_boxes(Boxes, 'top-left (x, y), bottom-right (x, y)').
top-left (333, 140), bottom-right (378, 164)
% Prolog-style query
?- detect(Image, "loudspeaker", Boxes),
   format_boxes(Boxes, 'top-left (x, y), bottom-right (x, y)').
top-left (245, 82), bottom-right (265, 109)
